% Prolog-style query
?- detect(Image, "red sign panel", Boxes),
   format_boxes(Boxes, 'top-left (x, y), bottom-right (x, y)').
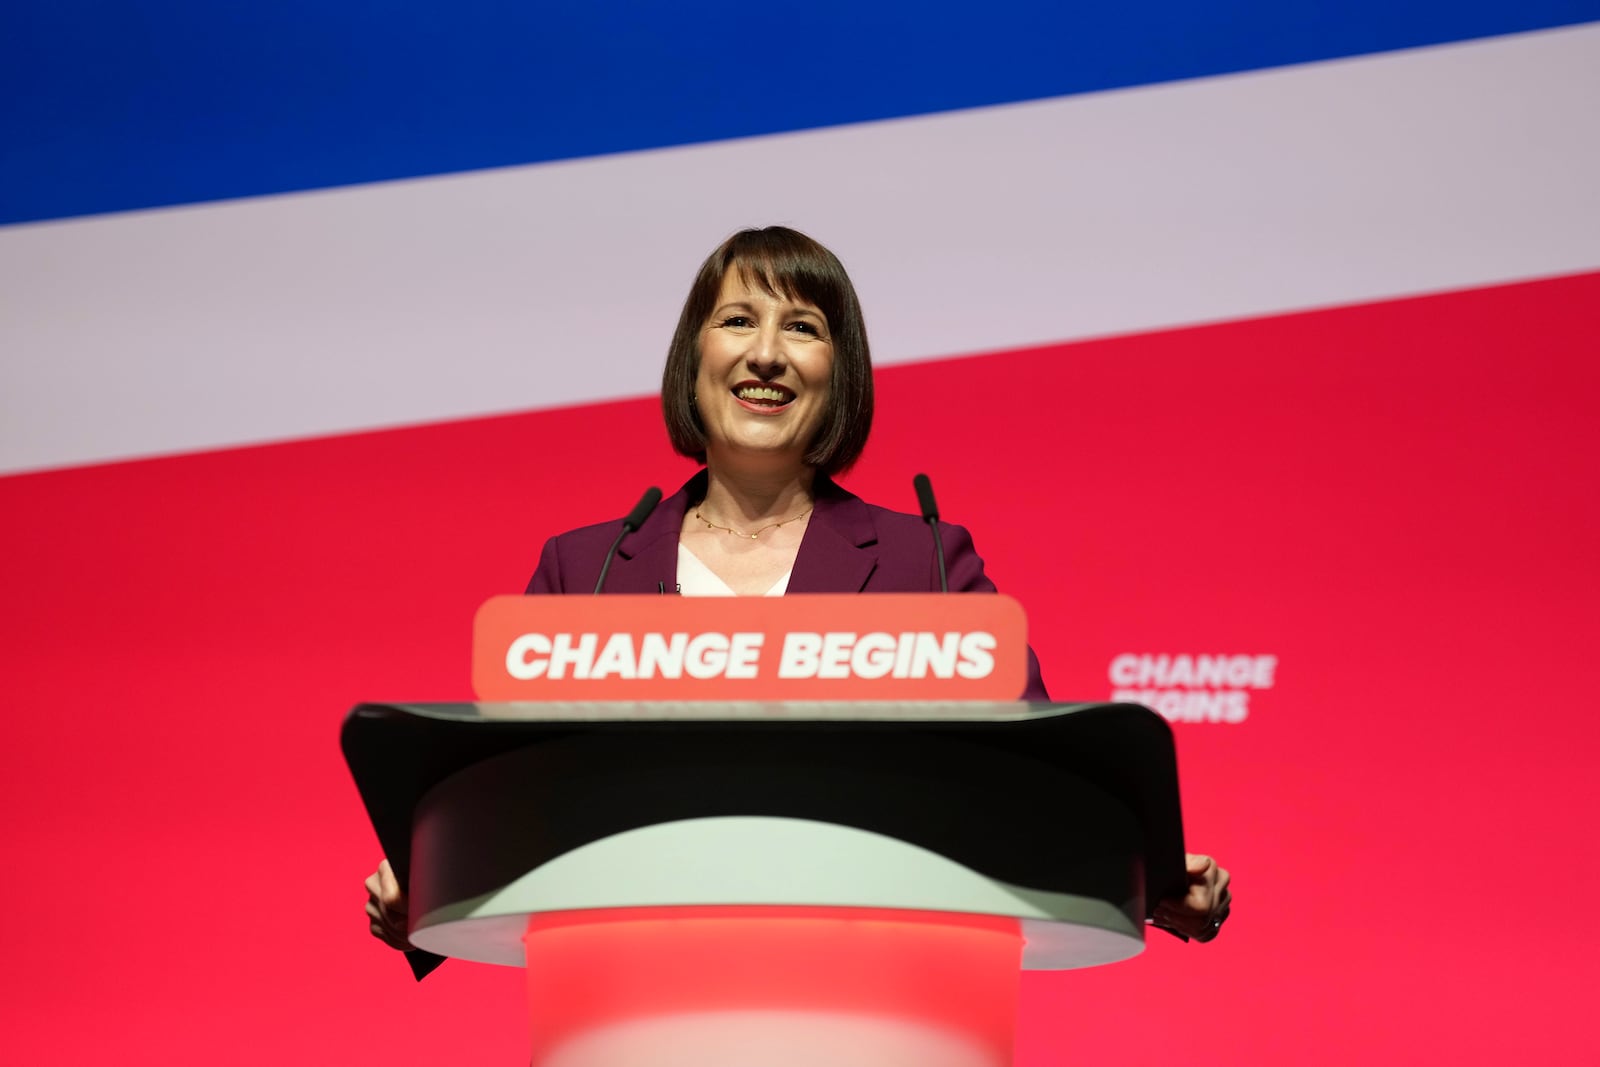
top-left (471, 593), bottom-right (1030, 701)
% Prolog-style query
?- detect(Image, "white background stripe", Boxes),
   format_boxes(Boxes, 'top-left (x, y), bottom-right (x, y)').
top-left (3, 24), bottom-right (1597, 475)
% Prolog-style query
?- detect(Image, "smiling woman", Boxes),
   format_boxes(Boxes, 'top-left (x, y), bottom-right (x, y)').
top-left (364, 226), bottom-right (1231, 974)
top-left (662, 227), bottom-right (874, 479)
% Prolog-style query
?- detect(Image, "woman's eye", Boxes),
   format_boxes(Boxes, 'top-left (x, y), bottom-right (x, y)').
top-left (720, 316), bottom-right (754, 328)
top-left (787, 321), bottom-right (818, 335)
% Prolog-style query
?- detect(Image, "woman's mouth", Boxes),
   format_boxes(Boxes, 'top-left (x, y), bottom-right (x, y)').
top-left (733, 383), bottom-right (796, 411)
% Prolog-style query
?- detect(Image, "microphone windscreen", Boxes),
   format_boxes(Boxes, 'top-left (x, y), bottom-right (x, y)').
top-left (623, 486), bottom-right (663, 531)
top-left (913, 473), bottom-right (940, 522)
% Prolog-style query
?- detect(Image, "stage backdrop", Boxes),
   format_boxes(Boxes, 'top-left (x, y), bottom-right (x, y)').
top-left (4, 3), bottom-right (1598, 1063)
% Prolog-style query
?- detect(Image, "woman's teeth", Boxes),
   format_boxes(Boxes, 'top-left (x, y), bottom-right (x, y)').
top-left (737, 386), bottom-right (791, 405)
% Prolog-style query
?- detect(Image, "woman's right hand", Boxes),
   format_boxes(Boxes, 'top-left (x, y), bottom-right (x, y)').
top-left (364, 859), bottom-right (412, 951)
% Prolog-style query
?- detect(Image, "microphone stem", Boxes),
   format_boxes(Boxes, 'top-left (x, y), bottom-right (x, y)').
top-left (930, 519), bottom-right (948, 593)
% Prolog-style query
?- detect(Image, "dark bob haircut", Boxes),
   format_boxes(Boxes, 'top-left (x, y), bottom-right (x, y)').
top-left (661, 226), bottom-right (874, 475)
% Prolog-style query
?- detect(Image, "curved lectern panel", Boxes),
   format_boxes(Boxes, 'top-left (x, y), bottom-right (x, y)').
top-left (342, 700), bottom-right (1185, 970)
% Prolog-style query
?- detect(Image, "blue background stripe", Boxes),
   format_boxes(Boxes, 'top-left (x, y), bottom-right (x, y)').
top-left (4, 0), bottom-right (1598, 225)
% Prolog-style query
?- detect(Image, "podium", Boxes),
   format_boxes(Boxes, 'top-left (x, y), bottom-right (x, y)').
top-left (343, 700), bottom-right (1186, 1065)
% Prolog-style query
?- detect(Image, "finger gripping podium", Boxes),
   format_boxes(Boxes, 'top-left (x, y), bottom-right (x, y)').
top-left (342, 701), bottom-right (1186, 1066)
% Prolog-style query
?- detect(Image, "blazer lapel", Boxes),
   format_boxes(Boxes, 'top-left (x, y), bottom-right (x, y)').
top-left (788, 477), bottom-right (879, 593)
top-left (601, 471), bottom-right (878, 594)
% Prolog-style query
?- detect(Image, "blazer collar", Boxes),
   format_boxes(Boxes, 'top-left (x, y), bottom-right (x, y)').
top-left (612, 469), bottom-right (880, 594)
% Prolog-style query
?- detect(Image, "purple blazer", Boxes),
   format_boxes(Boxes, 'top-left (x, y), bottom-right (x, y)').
top-left (525, 471), bottom-right (1049, 700)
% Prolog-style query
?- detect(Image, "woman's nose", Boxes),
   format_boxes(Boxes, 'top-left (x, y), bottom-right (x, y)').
top-left (745, 327), bottom-right (788, 377)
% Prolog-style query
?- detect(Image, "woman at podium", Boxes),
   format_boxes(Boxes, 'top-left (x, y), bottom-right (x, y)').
top-left (525, 225), bottom-right (1049, 699)
top-left (366, 226), bottom-right (1230, 959)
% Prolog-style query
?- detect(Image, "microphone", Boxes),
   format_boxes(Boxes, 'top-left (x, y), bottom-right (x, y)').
top-left (594, 486), bottom-right (663, 594)
top-left (913, 473), bottom-right (948, 593)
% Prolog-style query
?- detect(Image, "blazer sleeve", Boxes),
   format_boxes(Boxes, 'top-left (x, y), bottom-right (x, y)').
top-left (940, 522), bottom-right (1051, 702)
top-left (525, 535), bottom-right (565, 594)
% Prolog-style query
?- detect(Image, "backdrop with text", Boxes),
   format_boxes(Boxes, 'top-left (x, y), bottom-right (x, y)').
top-left (4, 3), bottom-right (1599, 1062)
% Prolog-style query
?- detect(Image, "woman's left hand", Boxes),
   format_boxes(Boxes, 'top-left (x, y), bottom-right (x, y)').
top-left (1151, 853), bottom-right (1231, 943)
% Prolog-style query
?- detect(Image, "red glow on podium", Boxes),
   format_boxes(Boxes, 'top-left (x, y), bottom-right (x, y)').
top-left (524, 906), bottom-right (1024, 1067)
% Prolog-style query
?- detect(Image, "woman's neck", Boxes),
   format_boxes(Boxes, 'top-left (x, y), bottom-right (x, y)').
top-left (699, 458), bottom-right (818, 527)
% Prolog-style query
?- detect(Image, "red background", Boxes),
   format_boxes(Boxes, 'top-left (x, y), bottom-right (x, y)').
top-left (4, 272), bottom-right (1597, 1062)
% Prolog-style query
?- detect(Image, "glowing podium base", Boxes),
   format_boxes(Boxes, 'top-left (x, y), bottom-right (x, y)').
top-left (341, 701), bottom-right (1187, 1065)
top-left (524, 906), bottom-right (1021, 1067)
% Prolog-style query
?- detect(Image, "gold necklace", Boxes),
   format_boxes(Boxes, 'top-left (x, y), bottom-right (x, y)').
top-left (693, 505), bottom-right (814, 540)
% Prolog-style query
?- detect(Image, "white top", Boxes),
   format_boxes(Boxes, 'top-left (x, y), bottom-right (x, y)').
top-left (677, 543), bottom-right (792, 597)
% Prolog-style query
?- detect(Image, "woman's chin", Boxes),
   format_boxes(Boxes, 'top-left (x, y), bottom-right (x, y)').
top-left (706, 437), bottom-right (812, 469)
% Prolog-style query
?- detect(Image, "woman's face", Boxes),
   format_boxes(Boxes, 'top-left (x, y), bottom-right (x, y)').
top-left (695, 271), bottom-right (833, 467)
